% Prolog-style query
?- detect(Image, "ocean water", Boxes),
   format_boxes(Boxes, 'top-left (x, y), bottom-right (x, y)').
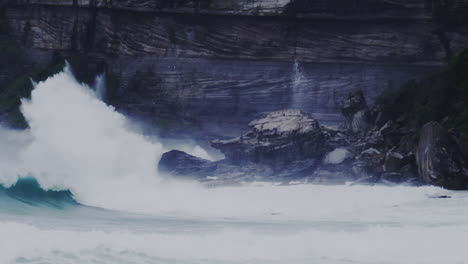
top-left (1, 65), bottom-right (468, 264)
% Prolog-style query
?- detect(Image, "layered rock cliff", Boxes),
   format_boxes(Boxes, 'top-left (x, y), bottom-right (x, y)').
top-left (1, 0), bottom-right (468, 137)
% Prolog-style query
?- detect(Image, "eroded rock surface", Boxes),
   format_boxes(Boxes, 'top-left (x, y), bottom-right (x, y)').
top-left (340, 90), bottom-right (371, 134)
top-left (416, 122), bottom-right (468, 190)
top-left (211, 109), bottom-right (326, 166)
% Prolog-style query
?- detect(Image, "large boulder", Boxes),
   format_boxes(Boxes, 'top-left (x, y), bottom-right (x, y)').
top-left (211, 109), bottom-right (326, 167)
top-left (383, 151), bottom-right (405, 173)
top-left (416, 122), bottom-right (468, 190)
top-left (379, 120), bottom-right (402, 147)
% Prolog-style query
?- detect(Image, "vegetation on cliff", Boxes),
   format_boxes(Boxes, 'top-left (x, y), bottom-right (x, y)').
top-left (0, 55), bottom-right (64, 128)
top-left (378, 48), bottom-right (468, 147)
top-left (0, 37), bottom-right (18, 55)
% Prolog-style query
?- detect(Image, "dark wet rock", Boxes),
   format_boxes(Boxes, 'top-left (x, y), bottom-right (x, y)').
top-left (211, 109), bottom-right (326, 166)
top-left (161, 110), bottom-right (349, 182)
top-left (430, 195), bottom-right (452, 199)
top-left (416, 122), bottom-right (468, 190)
top-left (366, 130), bottom-right (385, 148)
top-left (395, 133), bottom-right (419, 155)
top-left (322, 127), bottom-right (351, 149)
top-left (351, 148), bottom-right (385, 177)
top-left (361, 148), bottom-right (381, 156)
top-left (379, 120), bottom-right (403, 147)
top-left (383, 151), bottom-right (405, 173)
top-left (161, 117), bottom-right (467, 187)
top-left (340, 90), bottom-right (367, 117)
top-left (339, 90), bottom-right (371, 134)
top-left (158, 150), bottom-right (217, 179)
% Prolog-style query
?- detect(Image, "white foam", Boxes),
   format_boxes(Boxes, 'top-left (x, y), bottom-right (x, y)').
top-left (1, 221), bottom-right (468, 264)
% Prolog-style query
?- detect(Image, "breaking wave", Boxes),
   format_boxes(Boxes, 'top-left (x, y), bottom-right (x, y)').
top-left (0, 63), bottom-right (459, 222)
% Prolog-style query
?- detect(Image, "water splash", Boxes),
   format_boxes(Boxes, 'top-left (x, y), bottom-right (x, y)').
top-left (292, 59), bottom-right (305, 89)
top-left (93, 73), bottom-right (107, 101)
top-left (291, 60), bottom-right (308, 109)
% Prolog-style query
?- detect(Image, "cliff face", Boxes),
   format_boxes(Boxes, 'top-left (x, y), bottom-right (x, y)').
top-left (2, 0), bottom-right (468, 137)
top-left (9, 0), bottom-right (468, 19)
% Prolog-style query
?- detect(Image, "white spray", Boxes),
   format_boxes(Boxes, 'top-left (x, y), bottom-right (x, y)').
top-left (93, 73), bottom-right (107, 101)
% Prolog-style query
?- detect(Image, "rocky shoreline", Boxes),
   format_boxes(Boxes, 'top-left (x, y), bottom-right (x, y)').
top-left (160, 92), bottom-right (468, 190)
top-left (160, 47), bottom-right (468, 190)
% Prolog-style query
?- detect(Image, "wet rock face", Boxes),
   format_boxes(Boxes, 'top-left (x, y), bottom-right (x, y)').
top-left (340, 90), bottom-right (370, 134)
top-left (212, 109), bottom-right (326, 166)
top-left (352, 148), bottom-right (385, 178)
top-left (12, 0), bottom-right (468, 20)
top-left (160, 109), bottom-right (340, 182)
top-left (158, 150), bottom-right (216, 179)
top-left (416, 122), bottom-right (468, 190)
top-left (159, 109), bottom-right (468, 188)
top-left (2, 0), bottom-right (468, 168)
top-left (3, 3), bottom-right (468, 137)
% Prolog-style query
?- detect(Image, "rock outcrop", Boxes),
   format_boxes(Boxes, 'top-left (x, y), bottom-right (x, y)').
top-left (416, 122), bottom-right (468, 190)
top-left (211, 109), bottom-right (326, 166)
top-left (158, 107), bottom-right (407, 184)
top-left (160, 109), bottom-right (329, 181)
top-left (159, 105), bottom-right (468, 189)
top-left (339, 90), bottom-right (371, 134)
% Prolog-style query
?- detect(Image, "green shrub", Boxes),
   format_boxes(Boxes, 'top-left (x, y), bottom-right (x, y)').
top-left (0, 38), bottom-right (18, 55)
top-left (378, 47), bottom-right (468, 144)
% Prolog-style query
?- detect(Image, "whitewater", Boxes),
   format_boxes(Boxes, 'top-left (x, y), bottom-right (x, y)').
top-left (0, 65), bottom-right (467, 264)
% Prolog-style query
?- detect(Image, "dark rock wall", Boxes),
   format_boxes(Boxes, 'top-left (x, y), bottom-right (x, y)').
top-left (9, 0), bottom-right (468, 19)
top-left (2, 2), bottom-right (468, 137)
top-left (7, 5), bottom-right (468, 61)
